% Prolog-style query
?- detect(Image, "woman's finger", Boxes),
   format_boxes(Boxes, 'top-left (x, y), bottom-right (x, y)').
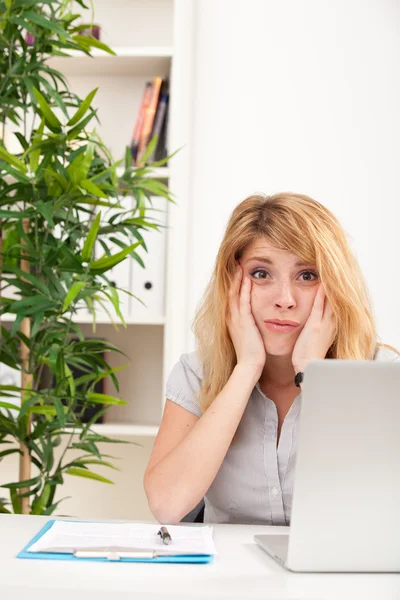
top-left (322, 296), bottom-right (334, 320)
top-left (311, 284), bottom-right (325, 321)
top-left (323, 296), bottom-right (337, 335)
top-left (228, 266), bottom-right (242, 321)
top-left (239, 275), bottom-right (252, 317)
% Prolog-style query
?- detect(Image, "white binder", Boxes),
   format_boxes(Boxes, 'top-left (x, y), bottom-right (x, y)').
top-left (129, 196), bottom-right (167, 320)
top-left (85, 195), bottom-right (167, 322)
top-left (92, 196), bottom-right (131, 322)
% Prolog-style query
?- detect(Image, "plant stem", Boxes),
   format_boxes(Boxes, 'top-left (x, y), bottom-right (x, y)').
top-left (18, 218), bottom-right (33, 514)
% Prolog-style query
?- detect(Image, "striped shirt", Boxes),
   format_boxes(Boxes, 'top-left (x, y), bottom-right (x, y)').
top-left (165, 346), bottom-right (399, 525)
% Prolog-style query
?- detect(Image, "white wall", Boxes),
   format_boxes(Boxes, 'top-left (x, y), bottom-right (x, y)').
top-left (183, 0), bottom-right (400, 352)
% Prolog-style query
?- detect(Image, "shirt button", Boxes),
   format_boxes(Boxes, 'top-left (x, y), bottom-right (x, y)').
top-left (271, 487), bottom-right (279, 497)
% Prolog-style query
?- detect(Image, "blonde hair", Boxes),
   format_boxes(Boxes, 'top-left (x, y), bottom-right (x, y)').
top-left (193, 192), bottom-right (397, 414)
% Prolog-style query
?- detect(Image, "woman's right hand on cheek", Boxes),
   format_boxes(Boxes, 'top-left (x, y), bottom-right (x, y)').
top-left (227, 265), bottom-right (266, 376)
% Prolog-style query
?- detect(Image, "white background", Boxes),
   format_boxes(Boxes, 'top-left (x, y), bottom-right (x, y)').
top-left (182, 0), bottom-right (400, 353)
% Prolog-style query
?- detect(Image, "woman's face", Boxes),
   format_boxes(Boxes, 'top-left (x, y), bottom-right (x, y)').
top-left (239, 240), bottom-right (320, 357)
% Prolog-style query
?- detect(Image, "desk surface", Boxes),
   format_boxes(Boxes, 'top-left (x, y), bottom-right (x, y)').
top-left (0, 515), bottom-right (398, 600)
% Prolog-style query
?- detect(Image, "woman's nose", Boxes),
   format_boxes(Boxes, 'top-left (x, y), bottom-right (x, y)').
top-left (273, 283), bottom-right (296, 309)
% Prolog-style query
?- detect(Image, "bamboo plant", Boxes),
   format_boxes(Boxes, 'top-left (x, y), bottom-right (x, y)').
top-left (0, 0), bottom-right (175, 514)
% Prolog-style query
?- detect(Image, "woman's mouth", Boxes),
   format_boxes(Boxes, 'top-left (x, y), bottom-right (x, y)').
top-left (263, 319), bottom-right (300, 333)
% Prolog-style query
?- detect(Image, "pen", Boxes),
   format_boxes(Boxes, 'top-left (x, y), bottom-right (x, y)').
top-left (157, 526), bottom-right (172, 545)
top-left (74, 549), bottom-right (169, 560)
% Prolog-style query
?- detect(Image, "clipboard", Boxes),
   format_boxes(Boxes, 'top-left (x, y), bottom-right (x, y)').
top-left (17, 520), bottom-right (214, 564)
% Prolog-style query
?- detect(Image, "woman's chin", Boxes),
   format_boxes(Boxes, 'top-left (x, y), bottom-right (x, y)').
top-left (263, 339), bottom-right (295, 357)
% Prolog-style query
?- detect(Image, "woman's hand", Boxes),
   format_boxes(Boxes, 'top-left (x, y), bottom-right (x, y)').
top-left (291, 284), bottom-right (337, 375)
top-left (227, 265), bottom-right (266, 375)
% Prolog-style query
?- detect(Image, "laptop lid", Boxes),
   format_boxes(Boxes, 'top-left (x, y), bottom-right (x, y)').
top-left (286, 359), bottom-right (400, 572)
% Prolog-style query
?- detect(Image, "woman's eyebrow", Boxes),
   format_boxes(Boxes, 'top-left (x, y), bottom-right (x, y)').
top-left (244, 256), bottom-right (314, 268)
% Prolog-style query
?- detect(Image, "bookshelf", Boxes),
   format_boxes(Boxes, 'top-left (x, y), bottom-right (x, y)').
top-left (48, 46), bottom-right (173, 77)
top-left (0, 0), bottom-right (195, 519)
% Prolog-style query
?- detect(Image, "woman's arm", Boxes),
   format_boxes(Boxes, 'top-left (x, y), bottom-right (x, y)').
top-left (144, 363), bottom-right (260, 524)
top-left (144, 266), bottom-right (265, 524)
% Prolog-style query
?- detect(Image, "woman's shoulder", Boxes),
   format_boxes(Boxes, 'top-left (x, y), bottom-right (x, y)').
top-left (374, 344), bottom-right (400, 362)
top-left (177, 351), bottom-right (204, 379)
top-left (165, 351), bottom-right (204, 417)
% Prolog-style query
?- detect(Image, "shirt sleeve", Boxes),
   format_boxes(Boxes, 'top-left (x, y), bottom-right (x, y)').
top-left (165, 352), bottom-right (203, 417)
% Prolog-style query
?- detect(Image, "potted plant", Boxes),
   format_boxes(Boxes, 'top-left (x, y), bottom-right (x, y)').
top-left (0, 0), bottom-right (174, 515)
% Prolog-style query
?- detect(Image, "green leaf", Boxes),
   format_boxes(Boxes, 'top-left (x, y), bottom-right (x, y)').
top-left (18, 394), bottom-right (38, 420)
top-left (68, 459), bottom-right (119, 471)
top-left (89, 242), bottom-right (142, 273)
top-left (42, 496), bottom-right (69, 516)
top-left (65, 467), bottom-right (114, 484)
top-left (23, 11), bottom-right (66, 36)
top-left (10, 489), bottom-right (22, 514)
top-left (67, 88), bottom-right (98, 127)
top-left (33, 88), bottom-right (62, 131)
top-left (36, 77), bottom-right (69, 119)
top-left (66, 111), bottom-right (96, 141)
top-left (65, 364), bottom-right (75, 398)
top-left (0, 147), bottom-right (27, 174)
top-left (72, 35), bottom-right (116, 56)
top-left (0, 401), bottom-right (19, 412)
top-left (52, 396), bottom-right (66, 428)
top-left (31, 311), bottom-right (44, 338)
top-left (31, 483), bottom-right (51, 515)
top-left (78, 142), bottom-right (95, 181)
top-left (87, 393), bottom-right (127, 406)
top-left (29, 406), bottom-right (57, 416)
top-left (138, 134), bottom-right (158, 166)
top-left (6, 266), bottom-right (50, 296)
top-left (81, 211), bottom-right (101, 262)
top-left (0, 209), bottom-right (33, 219)
top-left (13, 132), bottom-right (29, 151)
top-left (103, 286), bottom-right (125, 326)
top-left (80, 179), bottom-right (108, 199)
top-left (36, 200), bottom-right (55, 227)
top-left (9, 15), bottom-right (37, 36)
top-left (0, 385), bottom-right (21, 392)
top-left (62, 281), bottom-right (86, 312)
top-left (29, 118), bottom-right (45, 172)
top-left (1, 476), bottom-right (41, 489)
top-left (43, 167), bottom-right (67, 191)
top-left (10, 313), bottom-right (24, 338)
top-left (0, 448), bottom-right (21, 459)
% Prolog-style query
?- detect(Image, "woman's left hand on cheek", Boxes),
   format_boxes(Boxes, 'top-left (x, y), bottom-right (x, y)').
top-left (292, 284), bottom-right (337, 375)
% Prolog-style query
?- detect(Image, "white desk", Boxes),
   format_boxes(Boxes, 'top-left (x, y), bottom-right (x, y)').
top-left (0, 515), bottom-right (398, 600)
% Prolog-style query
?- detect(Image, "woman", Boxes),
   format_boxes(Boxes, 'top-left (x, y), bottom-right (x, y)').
top-left (144, 192), bottom-right (399, 526)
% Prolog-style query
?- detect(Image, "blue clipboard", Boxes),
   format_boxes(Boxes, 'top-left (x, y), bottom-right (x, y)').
top-left (17, 519), bottom-right (214, 564)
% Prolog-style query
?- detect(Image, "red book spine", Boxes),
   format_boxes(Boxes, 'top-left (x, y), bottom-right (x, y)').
top-left (136, 76), bottom-right (163, 165)
top-left (130, 82), bottom-right (152, 163)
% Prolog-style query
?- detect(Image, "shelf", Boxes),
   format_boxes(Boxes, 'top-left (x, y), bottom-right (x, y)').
top-left (90, 423), bottom-right (159, 437)
top-left (0, 314), bottom-right (166, 326)
top-left (117, 166), bottom-right (170, 179)
top-left (61, 423), bottom-right (159, 437)
top-left (47, 46), bottom-right (173, 76)
top-left (73, 314), bottom-right (166, 326)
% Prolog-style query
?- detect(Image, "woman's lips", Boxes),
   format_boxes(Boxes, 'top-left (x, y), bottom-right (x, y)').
top-left (264, 321), bottom-right (300, 333)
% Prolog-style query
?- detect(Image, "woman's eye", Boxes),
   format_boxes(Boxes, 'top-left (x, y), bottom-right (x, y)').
top-left (250, 269), bottom-right (270, 280)
top-left (299, 271), bottom-right (318, 282)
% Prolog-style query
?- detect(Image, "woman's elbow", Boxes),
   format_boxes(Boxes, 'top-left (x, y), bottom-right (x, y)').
top-left (143, 474), bottom-right (183, 525)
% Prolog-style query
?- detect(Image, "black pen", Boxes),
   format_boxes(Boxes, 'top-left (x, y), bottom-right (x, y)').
top-left (157, 526), bottom-right (172, 545)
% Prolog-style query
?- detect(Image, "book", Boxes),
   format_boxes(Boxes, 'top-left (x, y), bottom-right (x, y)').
top-left (136, 76), bottom-right (163, 165)
top-left (130, 81), bottom-right (152, 162)
top-left (148, 86), bottom-right (169, 163)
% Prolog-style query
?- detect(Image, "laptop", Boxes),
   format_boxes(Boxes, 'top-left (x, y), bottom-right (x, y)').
top-left (254, 359), bottom-right (400, 572)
